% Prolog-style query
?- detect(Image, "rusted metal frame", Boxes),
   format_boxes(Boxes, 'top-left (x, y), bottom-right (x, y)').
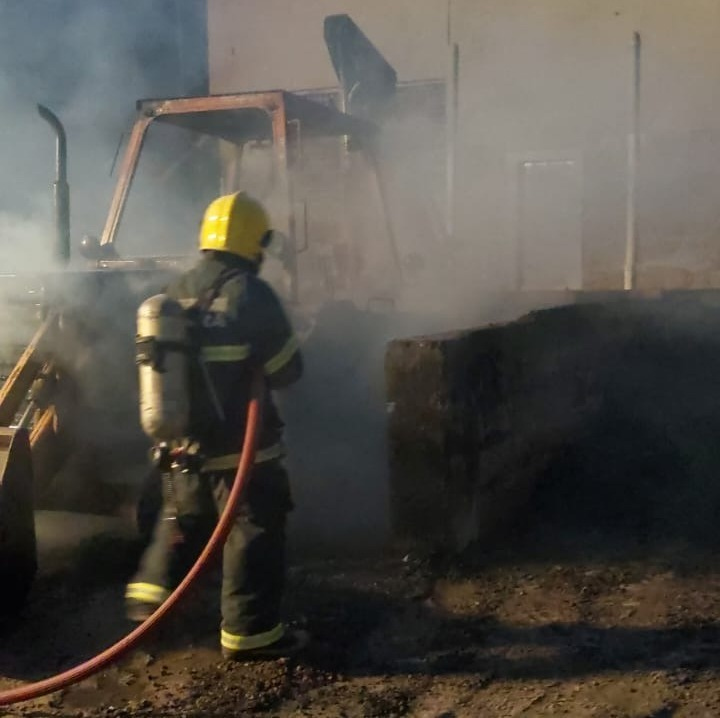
top-left (270, 99), bottom-right (299, 304)
top-left (365, 148), bottom-right (403, 294)
top-left (29, 400), bottom-right (63, 500)
top-left (0, 314), bottom-right (56, 426)
top-left (100, 115), bottom-right (154, 247)
top-left (29, 407), bottom-right (55, 449)
top-left (286, 119), bottom-right (309, 255)
top-left (101, 93), bottom-right (287, 250)
top-left (143, 92), bottom-right (285, 117)
top-left (16, 359), bottom-right (56, 430)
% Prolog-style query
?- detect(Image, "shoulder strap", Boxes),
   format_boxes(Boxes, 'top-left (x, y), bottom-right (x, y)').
top-left (195, 267), bottom-right (243, 313)
top-left (186, 267), bottom-right (245, 427)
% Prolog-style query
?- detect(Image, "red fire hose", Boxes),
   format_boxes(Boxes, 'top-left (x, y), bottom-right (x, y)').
top-left (0, 370), bottom-right (264, 707)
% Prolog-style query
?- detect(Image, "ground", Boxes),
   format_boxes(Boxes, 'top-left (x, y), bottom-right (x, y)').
top-left (2, 498), bottom-right (720, 718)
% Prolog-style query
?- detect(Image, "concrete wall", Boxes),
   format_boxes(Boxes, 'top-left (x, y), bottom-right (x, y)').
top-left (207, 0), bottom-right (447, 92)
top-left (207, 1), bottom-right (720, 294)
top-left (386, 291), bottom-right (720, 551)
top-left (451, 0), bottom-right (720, 291)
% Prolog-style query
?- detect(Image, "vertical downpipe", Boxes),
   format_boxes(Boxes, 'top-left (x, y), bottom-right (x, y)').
top-left (623, 32), bottom-right (641, 290)
top-left (37, 105), bottom-right (70, 266)
top-left (445, 0), bottom-right (459, 242)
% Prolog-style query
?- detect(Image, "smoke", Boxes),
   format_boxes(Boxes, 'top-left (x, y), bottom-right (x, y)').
top-left (266, 2), bottom-right (720, 553)
top-left (0, 0), bottom-right (207, 250)
top-left (0, 2), bottom-right (208, 515)
top-left (0, 210), bottom-right (54, 274)
top-left (3, 2), bottom-right (720, 556)
top-left (0, 2), bottom-right (516, 554)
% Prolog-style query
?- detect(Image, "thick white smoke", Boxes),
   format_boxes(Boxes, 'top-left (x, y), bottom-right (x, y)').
top-left (5, 1), bottom-right (720, 553)
top-left (0, 1), bottom-right (207, 513)
top-left (0, 0), bottom-right (206, 258)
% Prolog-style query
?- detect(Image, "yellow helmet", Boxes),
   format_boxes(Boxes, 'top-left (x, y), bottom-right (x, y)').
top-left (198, 192), bottom-right (271, 263)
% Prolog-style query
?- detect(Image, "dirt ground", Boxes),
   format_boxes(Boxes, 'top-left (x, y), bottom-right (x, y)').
top-left (2, 495), bottom-right (720, 718)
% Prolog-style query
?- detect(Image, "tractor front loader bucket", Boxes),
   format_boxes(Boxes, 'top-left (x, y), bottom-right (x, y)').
top-left (0, 314), bottom-right (60, 614)
top-left (0, 427), bottom-right (36, 614)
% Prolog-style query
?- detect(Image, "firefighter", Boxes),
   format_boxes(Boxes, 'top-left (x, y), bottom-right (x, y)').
top-left (125, 191), bottom-right (306, 660)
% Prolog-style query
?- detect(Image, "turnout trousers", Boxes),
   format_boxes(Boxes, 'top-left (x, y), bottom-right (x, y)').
top-left (126, 459), bottom-right (293, 650)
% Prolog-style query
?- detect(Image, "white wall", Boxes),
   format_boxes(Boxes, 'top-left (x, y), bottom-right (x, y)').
top-left (208, 0), bottom-right (720, 292)
top-left (208, 0), bottom-right (447, 92)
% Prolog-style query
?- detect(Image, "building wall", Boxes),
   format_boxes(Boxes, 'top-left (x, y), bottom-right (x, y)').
top-left (451, 0), bottom-right (720, 291)
top-left (208, 0), bottom-right (447, 92)
top-left (207, 0), bottom-right (720, 293)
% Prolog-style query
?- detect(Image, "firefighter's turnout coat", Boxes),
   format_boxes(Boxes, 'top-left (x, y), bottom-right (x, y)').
top-left (127, 250), bottom-right (302, 651)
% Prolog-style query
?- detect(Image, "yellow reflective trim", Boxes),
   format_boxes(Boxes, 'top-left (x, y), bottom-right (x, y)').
top-left (201, 344), bottom-right (250, 362)
top-left (264, 335), bottom-right (299, 376)
top-left (221, 623), bottom-right (284, 652)
top-left (202, 453), bottom-right (238, 471)
top-left (255, 443), bottom-right (286, 463)
top-left (201, 443), bottom-right (285, 471)
top-left (125, 583), bottom-right (169, 605)
top-left (178, 297), bottom-right (229, 312)
top-left (200, 195), bottom-right (235, 250)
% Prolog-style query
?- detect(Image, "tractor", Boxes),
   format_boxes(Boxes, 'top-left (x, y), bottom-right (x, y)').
top-left (0, 14), bottom-right (444, 611)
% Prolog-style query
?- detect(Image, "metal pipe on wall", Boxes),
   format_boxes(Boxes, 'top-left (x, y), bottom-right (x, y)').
top-left (445, 0), bottom-right (459, 242)
top-left (623, 31), bottom-right (641, 290)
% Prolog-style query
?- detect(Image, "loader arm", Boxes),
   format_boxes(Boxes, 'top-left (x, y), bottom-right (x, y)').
top-left (0, 314), bottom-right (59, 615)
top-left (0, 313), bottom-right (66, 487)
top-left (0, 314), bottom-right (56, 426)
top-left (29, 403), bottom-right (57, 449)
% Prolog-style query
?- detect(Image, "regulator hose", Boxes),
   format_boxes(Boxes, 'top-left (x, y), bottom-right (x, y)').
top-left (0, 369), bottom-right (264, 707)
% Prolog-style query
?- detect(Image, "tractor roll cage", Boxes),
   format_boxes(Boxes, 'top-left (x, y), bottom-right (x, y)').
top-left (99, 90), bottom-right (376, 252)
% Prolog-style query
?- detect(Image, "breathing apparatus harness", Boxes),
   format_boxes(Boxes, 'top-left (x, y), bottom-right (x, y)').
top-left (0, 270), bottom-right (265, 707)
top-left (135, 267), bottom-right (244, 537)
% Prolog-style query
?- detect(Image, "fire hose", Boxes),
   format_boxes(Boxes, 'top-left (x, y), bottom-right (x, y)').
top-left (0, 369), bottom-right (264, 707)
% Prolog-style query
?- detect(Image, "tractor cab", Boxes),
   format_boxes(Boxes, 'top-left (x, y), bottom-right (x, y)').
top-left (0, 14), bottom-right (437, 612)
top-left (81, 88), bottom-right (400, 313)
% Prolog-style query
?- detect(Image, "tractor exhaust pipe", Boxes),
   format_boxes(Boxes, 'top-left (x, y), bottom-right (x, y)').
top-left (37, 105), bottom-right (70, 266)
